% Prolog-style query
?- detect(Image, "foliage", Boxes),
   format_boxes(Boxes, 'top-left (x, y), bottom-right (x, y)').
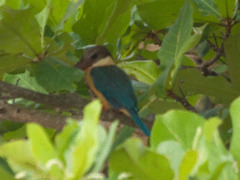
top-left (0, 0), bottom-right (240, 179)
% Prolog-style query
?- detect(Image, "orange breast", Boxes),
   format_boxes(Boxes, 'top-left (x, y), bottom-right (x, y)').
top-left (85, 69), bottom-right (111, 109)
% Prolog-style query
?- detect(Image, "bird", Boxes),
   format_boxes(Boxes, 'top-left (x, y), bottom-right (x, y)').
top-left (75, 46), bottom-right (150, 136)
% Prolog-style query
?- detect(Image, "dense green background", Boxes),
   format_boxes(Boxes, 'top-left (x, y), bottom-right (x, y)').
top-left (0, 0), bottom-right (240, 179)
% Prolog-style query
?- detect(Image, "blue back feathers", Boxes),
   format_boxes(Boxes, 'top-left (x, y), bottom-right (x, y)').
top-left (90, 65), bottom-right (150, 136)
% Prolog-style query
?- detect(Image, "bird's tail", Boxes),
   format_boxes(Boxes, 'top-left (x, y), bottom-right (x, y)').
top-left (128, 108), bottom-right (151, 136)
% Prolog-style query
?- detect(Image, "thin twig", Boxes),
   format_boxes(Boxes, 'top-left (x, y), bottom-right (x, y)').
top-left (167, 90), bottom-right (197, 112)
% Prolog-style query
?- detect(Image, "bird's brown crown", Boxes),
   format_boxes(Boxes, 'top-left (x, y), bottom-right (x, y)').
top-left (75, 46), bottom-right (113, 70)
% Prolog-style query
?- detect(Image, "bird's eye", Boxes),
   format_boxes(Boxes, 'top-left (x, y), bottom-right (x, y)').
top-left (91, 53), bottom-right (98, 59)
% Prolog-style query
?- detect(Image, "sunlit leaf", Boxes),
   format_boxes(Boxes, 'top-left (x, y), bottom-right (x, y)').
top-left (66, 100), bottom-right (101, 179)
top-left (110, 138), bottom-right (174, 180)
top-left (118, 60), bottom-right (161, 85)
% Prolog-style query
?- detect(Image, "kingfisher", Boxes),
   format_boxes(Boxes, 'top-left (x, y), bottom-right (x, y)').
top-left (75, 46), bottom-right (150, 136)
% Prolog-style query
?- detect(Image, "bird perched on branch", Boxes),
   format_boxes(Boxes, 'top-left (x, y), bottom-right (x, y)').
top-left (75, 46), bottom-right (150, 136)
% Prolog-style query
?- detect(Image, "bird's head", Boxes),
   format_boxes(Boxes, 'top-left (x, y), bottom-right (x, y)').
top-left (75, 46), bottom-right (114, 70)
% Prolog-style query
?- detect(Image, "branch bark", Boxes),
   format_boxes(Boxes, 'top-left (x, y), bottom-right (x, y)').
top-left (0, 81), bottom-right (153, 131)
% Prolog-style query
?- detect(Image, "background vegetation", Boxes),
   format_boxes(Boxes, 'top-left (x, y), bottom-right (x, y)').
top-left (0, 0), bottom-right (240, 179)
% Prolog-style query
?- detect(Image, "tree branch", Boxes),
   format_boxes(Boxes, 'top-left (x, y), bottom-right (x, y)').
top-left (200, 19), bottom-right (232, 74)
top-left (0, 81), bottom-right (153, 131)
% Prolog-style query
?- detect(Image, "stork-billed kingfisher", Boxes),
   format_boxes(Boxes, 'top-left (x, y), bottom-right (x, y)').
top-left (75, 46), bottom-right (150, 136)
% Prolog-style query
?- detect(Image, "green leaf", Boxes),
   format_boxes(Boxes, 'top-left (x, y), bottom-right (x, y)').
top-left (203, 117), bottom-right (222, 143)
top-left (110, 138), bottom-right (174, 180)
top-left (149, 100), bottom-right (184, 114)
top-left (0, 6), bottom-right (41, 57)
top-left (137, 0), bottom-right (185, 30)
top-left (57, 0), bottom-right (85, 31)
top-left (0, 140), bottom-right (36, 169)
top-left (171, 24), bottom-right (206, 81)
top-left (153, 60), bottom-right (173, 97)
top-left (35, 57), bottom-right (84, 92)
top-left (150, 110), bottom-right (205, 150)
top-left (225, 35), bottom-right (240, 91)
top-left (55, 120), bottom-right (79, 162)
top-left (35, 0), bottom-right (51, 50)
top-left (111, 126), bottom-right (134, 150)
top-left (73, 0), bottom-right (132, 46)
top-left (3, 125), bottom-right (26, 141)
top-left (230, 97), bottom-right (240, 167)
top-left (156, 140), bottom-right (185, 175)
top-left (50, 0), bottom-right (70, 26)
top-left (192, 0), bottom-right (222, 19)
top-left (174, 69), bottom-right (240, 104)
top-left (0, 158), bottom-right (14, 175)
top-left (27, 123), bottom-right (58, 164)
top-left (47, 33), bottom-right (76, 65)
top-left (72, 0), bottom-right (115, 44)
top-left (25, 0), bottom-right (47, 14)
top-left (215, 0), bottom-right (237, 18)
top-left (96, 0), bottom-right (133, 45)
top-left (4, 0), bottom-right (26, 10)
top-left (178, 150), bottom-right (198, 180)
top-left (118, 60), bottom-right (161, 85)
top-left (203, 117), bottom-right (232, 178)
top-left (158, 0), bottom-right (193, 69)
top-left (0, 55), bottom-right (31, 78)
top-left (66, 100), bottom-right (101, 179)
top-left (92, 121), bottom-right (119, 172)
top-left (27, 123), bottom-right (62, 178)
top-left (0, 166), bottom-right (14, 180)
top-left (3, 71), bottom-right (47, 94)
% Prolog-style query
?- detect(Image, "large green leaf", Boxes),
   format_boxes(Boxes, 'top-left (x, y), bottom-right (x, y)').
top-left (3, 71), bottom-right (47, 94)
top-left (35, 57), bottom-right (84, 92)
top-left (158, 0), bottom-right (193, 69)
top-left (178, 150), bottom-right (198, 180)
top-left (0, 54), bottom-right (31, 78)
top-left (0, 166), bottom-right (14, 180)
top-left (27, 0), bottom-right (75, 28)
top-left (150, 110), bottom-right (205, 150)
top-left (35, 0), bottom-right (51, 50)
top-left (92, 121), bottom-right (119, 172)
top-left (55, 120), bottom-right (79, 162)
top-left (192, 0), bottom-right (222, 19)
top-left (230, 97), bottom-right (240, 171)
top-left (47, 32), bottom-right (76, 65)
top-left (73, 0), bottom-right (132, 46)
top-left (110, 138), bottom-right (174, 180)
top-left (4, 0), bottom-right (23, 9)
top-left (203, 118), bottom-right (231, 176)
top-left (0, 6), bottom-right (41, 57)
top-left (215, 0), bottom-right (236, 18)
top-left (96, 0), bottom-right (133, 45)
top-left (156, 140), bottom-right (185, 175)
top-left (27, 124), bottom-right (58, 165)
top-left (171, 24), bottom-right (206, 80)
top-left (225, 35), bottom-right (240, 91)
top-left (27, 123), bottom-right (62, 178)
top-left (0, 140), bottom-right (36, 169)
top-left (66, 100), bottom-right (101, 179)
top-left (118, 60), bottom-right (161, 85)
top-left (57, 0), bottom-right (85, 31)
top-left (174, 69), bottom-right (240, 104)
top-left (72, 0), bottom-right (115, 44)
top-left (137, 0), bottom-right (185, 30)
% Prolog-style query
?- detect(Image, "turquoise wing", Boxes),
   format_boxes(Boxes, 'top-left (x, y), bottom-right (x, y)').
top-left (90, 65), bottom-right (150, 136)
